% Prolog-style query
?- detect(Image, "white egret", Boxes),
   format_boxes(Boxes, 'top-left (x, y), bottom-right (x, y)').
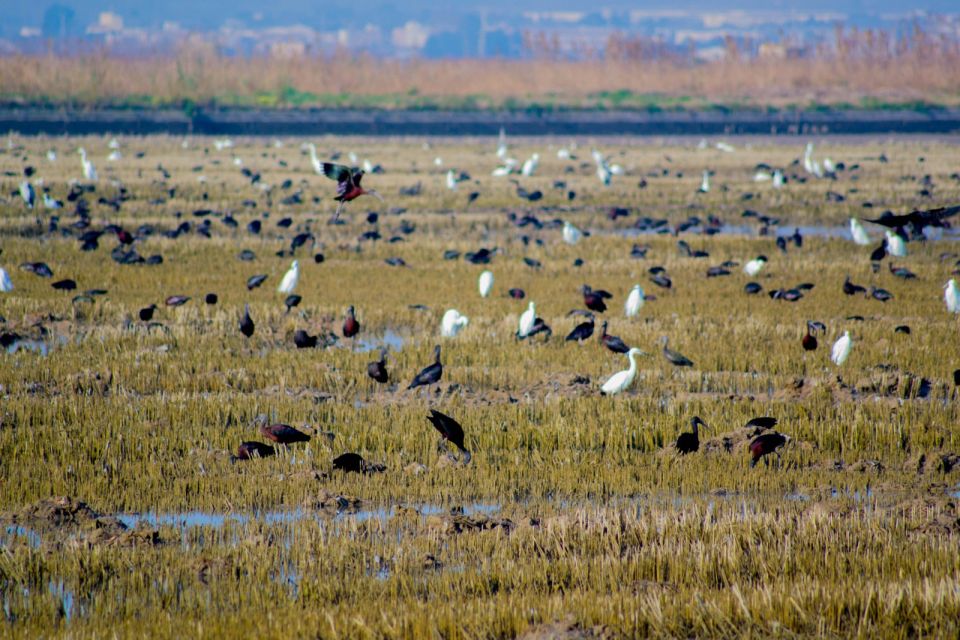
top-left (108, 150), bottom-right (122, 162)
top-left (108, 137), bottom-right (120, 150)
top-left (831, 331), bottom-right (852, 366)
top-left (562, 221), bottom-right (583, 246)
top-left (823, 157), bottom-right (836, 173)
top-left (78, 148), bottom-right (97, 181)
top-left (521, 153), bottom-right (539, 177)
top-left (885, 231), bottom-right (907, 258)
top-left (42, 192), bottom-right (62, 209)
top-left (277, 260), bottom-right (300, 294)
top-left (625, 285), bottom-right (645, 317)
top-left (434, 157), bottom-right (443, 167)
top-left (716, 141), bottom-right (735, 153)
top-left (441, 309), bottom-right (469, 338)
top-left (517, 301), bottom-right (536, 338)
top-left (445, 169), bottom-right (458, 191)
top-left (19, 180), bottom-right (34, 209)
top-left (699, 170), bottom-right (710, 193)
top-left (850, 218), bottom-right (871, 245)
top-left (496, 127), bottom-right (508, 159)
top-left (803, 142), bottom-right (814, 174)
top-left (753, 171), bottom-right (772, 182)
top-left (557, 148), bottom-right (571, 160)
top-left (945, 279), bottom-right (960, 313)
top-left (478, 270), bottom-right (494, 298)
top-left (0, 267), bottom-right (12, 292)
top-left (772, 170), bottom-right (784, 188)
top-left (596, 163), bottom-right (612, 186)
top-left (600, 347), bottom-right (647, 396)
top-left (362, 159), bottom-right (374, 174)
top-left (46, 149), bottom-right (57, 162)
top-left (743, 255), bottom-right (768, 277)
top-left (307, 143), bottom-right (324, 175)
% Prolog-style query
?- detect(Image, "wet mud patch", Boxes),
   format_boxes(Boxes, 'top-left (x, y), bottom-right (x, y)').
top-left (2, 497), bottom-right (162, 548)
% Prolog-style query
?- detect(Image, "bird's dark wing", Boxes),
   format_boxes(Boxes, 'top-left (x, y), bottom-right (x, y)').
top-left (352, 169), bottom-right (365, 187)
top-left (865, 212), bottom-right (911, 228)
top-left (322, 162), bottom-right (352, 184)
top-left (912, 204), bottom-right (960, 226)
top-left (428, 410), bottom-right (465, 446)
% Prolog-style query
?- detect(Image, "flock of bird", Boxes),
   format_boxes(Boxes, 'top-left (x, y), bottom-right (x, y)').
top-left (3, 133), bottom-right (959, 474)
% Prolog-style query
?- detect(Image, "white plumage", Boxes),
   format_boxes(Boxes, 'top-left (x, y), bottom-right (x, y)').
top-left (521, 153), bottom-right (539, 177)
top-left (945, 279), bottom-right (960, 313)
top-left (743, 256), bottom-right (767, 277)
top-left (478, 270), bottom-right (494, 298)
top-left (517, 301), bottom-right (536, 338)
top-left (850, 218), bottom-right (871, 245)
top-left (277, 260), bottom-right (300, 294)
top-left (445, 169), bottom-right (458, 191)
top-left (601, 348), bottom-right (646, 395)
top-left (885, 231), bottom-right (907, 258)
top-left (625, 285), bottom-right (645, 317)
top-left (19, 180), bottom-right (34, 208)
top-left (562, 221), bottom-right (583, 246)
top-left (306, 143), bottom-right (323, 175)
top-left (831, 331), bottom-right (852, 366)
top-left (78, 148), bottom-right (97, 181)
top-left (772, 170), bottom-right (784, 188)
top-left (699, 170), bottom-right (710, 193)
top-left (0, 267), bottom-right (13, 292)
top-left (441, 309), bottom-right (469, 338)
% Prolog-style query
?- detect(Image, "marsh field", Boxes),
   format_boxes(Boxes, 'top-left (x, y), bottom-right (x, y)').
top-left (1, 133), bottom-right (959, 638)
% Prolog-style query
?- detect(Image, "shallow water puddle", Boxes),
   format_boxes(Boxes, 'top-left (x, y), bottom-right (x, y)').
top-left (355, 329), bottom-right (406, 353)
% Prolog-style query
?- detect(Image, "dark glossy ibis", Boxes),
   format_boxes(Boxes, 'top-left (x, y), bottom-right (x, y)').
top-left (744, 282), bottom-right (763, 294)
top-left (802, 321), bottom-right (821, 351)
top-left (871, 286), bottom-right (893, 302)
top-left (565, 313), bottom-right (595, 342)
top-left (745, 416), bottom-right (778, 432)
top-left (843, 276), bottom-right (867, 296)
top-left (367, 348), bottom-right (389, 383)
top-left (231, 441), bottom-right (275, 462)
top-left (239, 304), bottom-right (255, 338)
top-left (293, 329), bottom-right (318, 349)
top-left (52, 278), bottom-right (77, 291)
top-left (408, 345), bottom-right (442, 390)
top-left (599, 321), bottom-right (630, 354)
top-left (284, 294), bottom-right (302, 313)
top-left (246, 274), bottom-right (268, 290)
top-left (138, 304), bottom-right (157, 321)
top-left (581, 285), bottom-right (608, 313)
top-left (320, 162), bottom-right (383, 220)
top-left (426, 409), bottom-right (472, 464)
top-left (343, 305), bottom-right (360, 338)
top-left (259, 422), bottom-right (311, 445)
top-left (650, 273), bottom-right (672, 289)
top-left (333, 452), bottom-right (366, 473)
top-left (508, 288), bottom-right (526, 300)
top-left (676, 416), bottom-right (707, 454)
top-left (165, 295), bottom-right (190, 307)
top-left (661, 337), bottom-right (694, 367)
top-left (205, 293), bottom-right (218, 305)
top-left (20, 262), bottom-right (53, 278)
top-left (749, 432), bottom-right (791, 467)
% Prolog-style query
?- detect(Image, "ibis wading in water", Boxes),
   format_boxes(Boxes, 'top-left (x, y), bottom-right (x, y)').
top-left (600, 347), bottom-right (646, 395)
top-left (320, 162), bottom-right (383, 220)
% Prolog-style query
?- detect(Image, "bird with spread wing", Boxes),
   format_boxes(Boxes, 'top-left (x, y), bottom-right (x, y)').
top-left (320, 162), bottom-right (383, 220)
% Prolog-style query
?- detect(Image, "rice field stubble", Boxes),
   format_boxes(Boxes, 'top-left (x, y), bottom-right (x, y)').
top-left (0, 135), bottom-right (959, 638)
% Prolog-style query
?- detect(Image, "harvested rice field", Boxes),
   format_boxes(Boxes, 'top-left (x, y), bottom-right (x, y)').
top-left (1, 134), bottom-right (959, 638)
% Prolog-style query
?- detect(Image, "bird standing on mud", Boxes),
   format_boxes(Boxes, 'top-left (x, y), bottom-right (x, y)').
top-left (426, 409), bottom-right (472, 464)
top-left (408, 345), bottom-right (443, 390)
top-left (320, 162), bottom-right (383, 220)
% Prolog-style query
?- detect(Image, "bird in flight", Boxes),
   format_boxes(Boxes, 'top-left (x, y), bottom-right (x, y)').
top-left (320, 162), bottom-right (383, 220)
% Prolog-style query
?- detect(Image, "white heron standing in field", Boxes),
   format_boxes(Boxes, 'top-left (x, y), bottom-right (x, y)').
top-left (46, 149), bottom-right (57, 162)
top-left (885, 230), bottom-right (907, 257)
top-left (496, 127), bottom-right (508, 160)
top-left (831, 331), bottom-right (852, 366)
top-left (521, 153), bottom-right (539, 177)
top-left (517, 301), bottom-right (536, 338)
top-left (19, 180), bottom-right (34, 209)
top-left (277, 260), bottom-right (300, 294)
top-left (945, 279), bottom-right (960, 313)
top-left (625, 285), bottom-right (645, 317)
top-left (441, 309), bottom-right (469, 338)
top-left (562, 221), bottom-right (583, 246)
top-left (478, 270), bottom-right (494, 298)
top-left (600, 347), bottom-right (647, 395)
top-left (445, 169), bottom-right (458, 191)
top-left (772, 170), bottom-right (784, 188)
top-left (698, 170), bottom-right (710, 193)
top-left (743, 255), bottom-right (768, 277)
top-left (0, 267), bottom-right (13, 292)
top-left (306, 143), bottom-right (324, 175)
top-left (78, 148), bottom-right (97, 181)
top-left (850, 218), bottom-right (872, 245)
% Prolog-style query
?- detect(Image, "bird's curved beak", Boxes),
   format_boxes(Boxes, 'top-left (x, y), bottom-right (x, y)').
top-left (367, 189), bottom-right (384, 202)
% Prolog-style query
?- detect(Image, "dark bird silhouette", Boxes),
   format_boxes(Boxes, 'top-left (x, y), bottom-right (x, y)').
top-left (231, 441), bottom-right (275, 462)
top-left (508, 288), bottom-right (526, 299)
top-left (138, 304), bottom-right (157, 321)
top-left (744, 282), bottom-right (763, 294)
top-left (750, 432), bottom-right (790, 467)
top-left (843, 276), bottom-right (867, 296)
top-left (284, 294), bottom-right (302, 313)
top-left (205, 293), bottom-right (218, 305)
top-left (866, 204), bottom-right (960, 238)
top-left (246, 274), bottom-right (268, 290)
top-left (321, 162), bottom-right (383, 220)
top-left (745, 416), bottom-right (778, 432)
top-left (20, 262), bottom-right (53, 278)
top-left (408, 345), bottom-right (443, 389)
top-left (565, 313), bottom-right (595, 342)
top-left (52, 279), bottom-right (77, 291)
top-left (581, 285), bottom-right (608, 313)
top-left (870, 242), bottom-right (887, 263)
top-left (802, 321), bottom-right (819, 351)
top-left (239, 304), bottom-right (255, 338)
top-left (293, 329), bottom-right (318, 349)
top-left (367, 348), bottom-right (389, 383)
top-left (650, 273), bottom-right (672, 289)
top-left (259, 422), bottom-right (311, 445)
top-left (954, 369), bottom-right (960, 386)
top-left (599, 321), bottom-right (630, 354)
top-left (426, 409), bottom-right (472, 464)
top-left (333, 452), bottom-right (366, 473)
top-left (676, 416), bottom-right (707, 454)
top-left (342, 305), bottom-right (360, 338)
top-left (165, 295), bottom-right (190, 307)
top-left (871, 286), bottom-right (893, 302)
top-left (661, 337), bottom-right (693, 367)
top-left (888, 264), bottom-right (916, 279)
